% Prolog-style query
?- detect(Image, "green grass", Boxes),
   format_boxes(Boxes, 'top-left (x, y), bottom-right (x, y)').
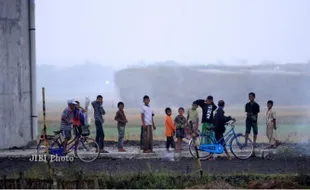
top-left (38, 120), bottom-right (310, 143)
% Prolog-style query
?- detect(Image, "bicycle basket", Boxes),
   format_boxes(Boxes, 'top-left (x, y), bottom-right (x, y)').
top-left (81, 125), bottom-right (90, 136)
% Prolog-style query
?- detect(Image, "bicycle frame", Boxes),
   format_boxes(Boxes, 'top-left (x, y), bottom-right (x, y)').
top-left (49, 132), bottom-right (81, 153)
top-left (198, 124), bottom-right (240, 154)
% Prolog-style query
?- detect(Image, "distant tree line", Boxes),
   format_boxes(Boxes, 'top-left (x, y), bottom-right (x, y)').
top-left (115, 64), bottom-right (310, 108)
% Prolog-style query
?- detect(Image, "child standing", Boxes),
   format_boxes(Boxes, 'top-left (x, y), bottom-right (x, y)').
top-left (266, 100), bottom-right (280, 148)
top-left (114, 102), bottom-right (128, 152)
top-left (174, 107), bottom-right (187, 153)
top-left (141, 95), bottom-right (156, 153)
top-left (213, 100), bottom-right (235, 160)
top-left (187, 102), bottom-right (199, 138)
top-left (165, 107), bottom-right (175, 152)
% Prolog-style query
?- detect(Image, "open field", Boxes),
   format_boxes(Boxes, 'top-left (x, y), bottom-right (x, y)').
top-left (38, 105), bottom-right (310, 143)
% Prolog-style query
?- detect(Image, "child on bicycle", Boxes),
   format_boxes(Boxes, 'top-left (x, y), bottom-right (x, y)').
top-left (213, 100), bottom-right (235, 160)
top-left (174, 107), bottom-right (187, 153)
top-left (165, 107), bottom-right (175, 152)
top-left (187, 102), bottom-right (199, 138)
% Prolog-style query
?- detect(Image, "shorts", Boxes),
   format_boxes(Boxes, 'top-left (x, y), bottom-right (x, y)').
top-left (62, 130), bottom-right (72, 140)
top-left (245, 119), bottom-right (258, 135)
top-left (176, 128), bottom-right (185, 139)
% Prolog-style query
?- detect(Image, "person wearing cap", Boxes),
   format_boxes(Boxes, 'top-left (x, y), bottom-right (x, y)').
top-left (193, 96), bottom-right (217, 146)
top-left (72, 101), bottom-right (86, 135)
top-left (60, 99), bottom-right (77, 154)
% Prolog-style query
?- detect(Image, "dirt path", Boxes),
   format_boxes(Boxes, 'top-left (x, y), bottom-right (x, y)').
top-left (0, 156), bottom-right (309, 177)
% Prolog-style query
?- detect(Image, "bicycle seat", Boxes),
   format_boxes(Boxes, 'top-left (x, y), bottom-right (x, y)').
top-left (53, 130), bottom-right (62, 134)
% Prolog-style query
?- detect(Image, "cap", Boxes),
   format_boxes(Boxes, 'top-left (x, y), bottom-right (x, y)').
top-left (67, 99), bottom-right (77, 105)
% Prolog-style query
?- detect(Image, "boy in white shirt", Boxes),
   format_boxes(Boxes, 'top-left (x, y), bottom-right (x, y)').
top-left (266, 100), bottom-right (281, 148)
top-left (140, 95), bottom-right (156, 153)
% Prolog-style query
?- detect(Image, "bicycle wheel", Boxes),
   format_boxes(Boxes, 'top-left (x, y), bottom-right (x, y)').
top-left (189, 135), bottom-right (214, 160)
top-left (37, 138), bottom-right (61, 155)
top-left (75, 137), bottom-right (100, 162)
top-left (229, 134), bottom-right (254, 160)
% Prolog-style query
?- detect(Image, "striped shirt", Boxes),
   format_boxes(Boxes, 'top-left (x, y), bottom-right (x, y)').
top-left (60, 107), bottom-right (73, 130)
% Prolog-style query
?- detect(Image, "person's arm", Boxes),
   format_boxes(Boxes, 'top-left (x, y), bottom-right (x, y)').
top-left (193, 99), bottom-right (205, 108)
top-left (61, 110), bottom-right (72, 125)
top-left (272, 111), bottom-right (277, 129)
top-left (152, 111), bottom-right (156, 130)
top-left (91, 101), bottom-right (98, 113)
top-left (212, 102), bottom-right (217, 111)
top-left (114, 111), bottom-right (120, 122)
top-left (186, 109), bottom-right (190, 121)
top-left (80, 107), bottom-right (86, 113)
top-left (167, 117), bottom-right (175, 131)
top-left (245, 103), bottom-right (247, 113)
top-left (140, 107), bottom-right (146, 128)
top-left (257, 103), bottom-right (260, 113)
top-left (219, 110), bottom-right (232, 123)
top-left (101, 106), bottom-right (106, 115)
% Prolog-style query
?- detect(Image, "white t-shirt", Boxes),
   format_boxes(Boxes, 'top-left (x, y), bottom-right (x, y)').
top-left (141, 105), bottom-right (153, 125)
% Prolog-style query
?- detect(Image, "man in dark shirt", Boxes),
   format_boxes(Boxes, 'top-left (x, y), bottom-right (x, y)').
top-left (194, 96), bottom-right (217, 145)
top-left (245, 92), bottom-right (260, 147)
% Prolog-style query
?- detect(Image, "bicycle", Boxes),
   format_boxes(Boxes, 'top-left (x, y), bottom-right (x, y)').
top-left (189, 121), bottom-right (254, 160)
top-left (37, 126), bottom-right (100, 162)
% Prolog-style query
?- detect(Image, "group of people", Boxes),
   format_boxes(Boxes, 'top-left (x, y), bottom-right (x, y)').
top-left (60, 92), bottom-right (281, 158)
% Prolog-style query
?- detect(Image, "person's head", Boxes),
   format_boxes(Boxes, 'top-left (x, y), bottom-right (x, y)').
top-left (267, 100), bottom-right (273, 109)
top-left (191, 102), bottom-right (198, 110)
top-left (75, 101), bottom-right (80, 109)
top-left (143, 95), bottom-right (150, 105)
top-left (117, 101), bottom-right (124, 110)
top-left (178, 107), bottom-right (184, 115)
top-left (218, 100), bottom-right (225, 108)
top-left (248, 92), bottom-right (255, 102)
top-left (206, 96), bottom-right (213, 104)
top-left (96, 95), bottom-right (103, 104)
top-left (67, 99), bottom-right (77, 110)
top-left (165, 107), bottom-right (172, 116)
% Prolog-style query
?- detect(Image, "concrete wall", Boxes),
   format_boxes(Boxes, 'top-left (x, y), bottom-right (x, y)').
top-left (0, 0), bottom-right (32, 148)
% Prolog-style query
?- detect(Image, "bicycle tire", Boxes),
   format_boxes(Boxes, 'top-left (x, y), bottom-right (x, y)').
top-left (229, 134), bottom-right (254, 160)
top-left (189, 135), bottom-right (214, 161)
top-left (75, 137), bottom-right (100, 162)
top-left (36, 138), bottom-right (61, 155)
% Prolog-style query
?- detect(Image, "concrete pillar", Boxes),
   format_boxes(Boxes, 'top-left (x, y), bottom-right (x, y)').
top-left (0, 0), bottom-right (32, 148)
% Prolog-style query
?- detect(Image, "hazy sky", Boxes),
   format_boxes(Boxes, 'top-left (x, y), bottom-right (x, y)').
top-left (36, 0), bottom-right (310, 68)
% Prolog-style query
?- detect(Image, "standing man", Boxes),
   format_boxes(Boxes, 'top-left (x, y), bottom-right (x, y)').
top-left (91, 95), bottom-right (109, 153)
top-left (194, 96), bottom-right (217, 144)
top-left (245, 92), bottom-right (260, 147)
top-left (141, 95), bottom-right (156, 153)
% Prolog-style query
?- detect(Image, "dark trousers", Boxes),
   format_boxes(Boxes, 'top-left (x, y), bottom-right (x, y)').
top-left (140, 126), bottom-right (144, 149)
top-left (95, 120), bottom-right (105, 149)
top-left (143, 125), bottom-right (153, 151)
top-left (166, 136), bottom-right (175, 149)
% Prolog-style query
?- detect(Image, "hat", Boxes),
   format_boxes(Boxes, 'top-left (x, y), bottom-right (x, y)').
top-left (67, 99), bottom-right (77, 105)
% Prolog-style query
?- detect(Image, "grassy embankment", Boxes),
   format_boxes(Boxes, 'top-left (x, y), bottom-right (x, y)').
top-left (38, 106), bottom-right (310, 143)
